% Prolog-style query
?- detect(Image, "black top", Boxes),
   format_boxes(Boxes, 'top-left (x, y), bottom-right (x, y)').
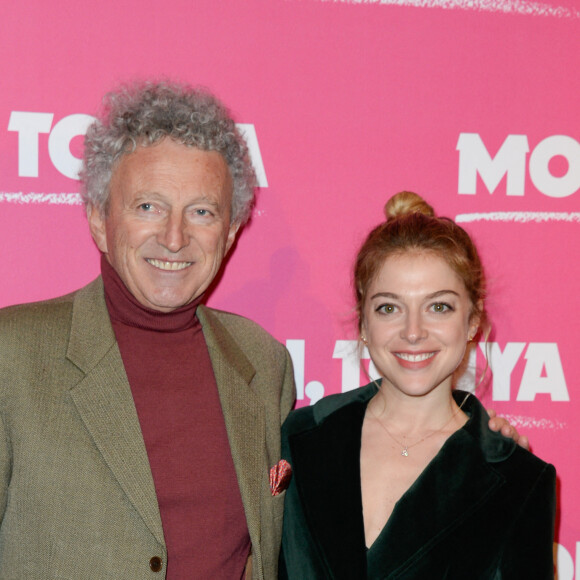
top-left (279, 383), bottom-right (556, 579)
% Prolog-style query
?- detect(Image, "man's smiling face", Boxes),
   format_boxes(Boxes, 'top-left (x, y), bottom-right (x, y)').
top-left (89, 138), bottom-right (239, 312)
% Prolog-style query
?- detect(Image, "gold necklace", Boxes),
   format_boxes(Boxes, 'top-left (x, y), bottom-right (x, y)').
top-left (369, 392), bottom-right (470, 457)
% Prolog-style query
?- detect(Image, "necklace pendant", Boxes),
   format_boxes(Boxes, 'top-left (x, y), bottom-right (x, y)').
top-left (401, 447), bottom-right (409, 457)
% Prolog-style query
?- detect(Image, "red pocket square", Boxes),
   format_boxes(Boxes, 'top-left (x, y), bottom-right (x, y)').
top-left (269, 459), bottom-right (292, 496)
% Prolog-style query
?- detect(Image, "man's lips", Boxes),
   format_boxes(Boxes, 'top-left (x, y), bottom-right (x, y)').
top-left (146, 258), bottom-right (193, 271)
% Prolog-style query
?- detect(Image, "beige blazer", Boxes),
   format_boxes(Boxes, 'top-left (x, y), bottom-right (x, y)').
top-left (0, 277), bottom-right (295, 579)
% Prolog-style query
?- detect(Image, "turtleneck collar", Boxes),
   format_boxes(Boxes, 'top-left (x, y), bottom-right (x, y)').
top-left (101, 254), bottom-right (203, 332)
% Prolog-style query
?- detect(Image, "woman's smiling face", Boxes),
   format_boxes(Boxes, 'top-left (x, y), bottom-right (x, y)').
top-left (362, 250), bottom-right (480, 398)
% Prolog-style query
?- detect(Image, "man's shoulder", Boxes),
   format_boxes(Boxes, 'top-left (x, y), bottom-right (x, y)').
top-left (198, 306), bottom-right (294, 407)
top-left (199, 305), bottom-right (285, 349)
top-left (0, 284), bottom-right (98, 381)
top-left (0, 278), bottom-right (100, 329)
top-left (0, 291), bottom-right (76, 327)
top-left (200, 305), bottom-right (270, 331)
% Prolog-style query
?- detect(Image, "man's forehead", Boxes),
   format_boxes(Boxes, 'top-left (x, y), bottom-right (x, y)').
top-left (112, 142), bottom-right (230, 184)
top-left (121, 139), bottom-right (227, 165)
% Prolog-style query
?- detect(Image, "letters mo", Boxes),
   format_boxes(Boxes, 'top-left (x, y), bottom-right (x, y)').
top-left (7, 112), bottom-right (268, 187)
top-left (457, 133), bottom-right (580, 198)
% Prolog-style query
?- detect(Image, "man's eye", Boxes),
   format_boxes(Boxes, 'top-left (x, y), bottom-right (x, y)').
top-left (138, 203), bottom-right (153, 211)
top-left (195, 209), bottom-right (211, 216)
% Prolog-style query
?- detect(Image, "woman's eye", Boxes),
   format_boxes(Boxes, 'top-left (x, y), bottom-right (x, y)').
top-left (377, 304), bottom-right (396, 314)
top-left (431, 302), bottom-right (452, 313)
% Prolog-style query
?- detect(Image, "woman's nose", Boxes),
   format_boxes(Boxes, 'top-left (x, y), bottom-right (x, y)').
top-left (400, 312), bottom-right (427, 343)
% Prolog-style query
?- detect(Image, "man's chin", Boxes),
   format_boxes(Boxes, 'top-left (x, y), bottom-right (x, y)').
top-left (138, 290), bottom-right (202, 313)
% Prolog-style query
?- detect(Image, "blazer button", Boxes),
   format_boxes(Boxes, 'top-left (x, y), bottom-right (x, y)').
top-left (149, 556), bottom-right (163, 572)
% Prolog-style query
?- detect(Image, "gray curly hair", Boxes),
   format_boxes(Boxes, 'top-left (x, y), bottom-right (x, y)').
top-left (80, 81), bottom-right (257, 224)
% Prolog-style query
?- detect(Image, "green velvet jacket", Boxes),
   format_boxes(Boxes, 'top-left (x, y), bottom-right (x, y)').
top-left (279, 383), bottom-right (556, 579)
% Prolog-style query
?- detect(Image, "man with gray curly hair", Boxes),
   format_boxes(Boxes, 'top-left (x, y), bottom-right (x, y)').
top-left (0, 81), bottom-right (295, 580)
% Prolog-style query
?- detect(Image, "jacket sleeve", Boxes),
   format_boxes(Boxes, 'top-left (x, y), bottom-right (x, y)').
top-left (0, 411), bottom-right (10, 523)
top-left (280, 348), bottom-right (296, 425)
top-left (277, 407), bottom-right (332, 580)
top-left (499, 462), bottom-right (556, 579)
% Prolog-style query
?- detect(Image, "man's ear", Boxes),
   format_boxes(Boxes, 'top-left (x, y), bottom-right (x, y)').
top-left (225, 220), bottom-right (241, 255)
top-left (87, 204), bottom-right (108, 254)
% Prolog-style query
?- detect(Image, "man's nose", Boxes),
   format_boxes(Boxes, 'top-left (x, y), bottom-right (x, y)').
top-left (158, 213), bottom-right (189, 253)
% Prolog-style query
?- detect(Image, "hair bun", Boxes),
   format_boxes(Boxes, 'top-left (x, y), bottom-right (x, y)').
top-left (384, 191), bottom-right (435, 221)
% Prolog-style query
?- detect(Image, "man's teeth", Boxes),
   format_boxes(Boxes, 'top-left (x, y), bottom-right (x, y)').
top-left (396, 352), bottom-right (435, 362)
top-left (147, 259), bottom-right (192, 271)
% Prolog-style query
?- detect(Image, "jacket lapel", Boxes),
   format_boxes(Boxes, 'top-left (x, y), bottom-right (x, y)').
top-left (66, 278), bottom-right (165, 546)
top-left (288, 398), bottom-right (369, 579)
top-left (197, 307), bottom-right (265, 569)
top-left (367, 393), bottom-right (509, 579)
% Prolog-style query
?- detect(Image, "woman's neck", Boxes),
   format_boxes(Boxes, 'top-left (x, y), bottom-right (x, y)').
top-left (367, 382), bottom-right (466, 439)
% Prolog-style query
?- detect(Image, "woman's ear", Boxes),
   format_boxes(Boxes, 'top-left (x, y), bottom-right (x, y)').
top-left (468, 300), bottom-right (483, 341)
top-left (360, 315), bottom-right (368, 342)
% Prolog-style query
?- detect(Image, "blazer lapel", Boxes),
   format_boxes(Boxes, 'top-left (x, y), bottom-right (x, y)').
top-left (197, 307), bottom-right (265, 566)
top-left (288, 399), bottom-right (369, 579)
top-left (66, 278), bottom-right (165, 546)
top-left (367, 395), bottom-right (507, 579)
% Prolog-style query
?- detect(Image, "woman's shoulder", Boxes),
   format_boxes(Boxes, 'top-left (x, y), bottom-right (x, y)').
top-left (459, 391), bottom-right (556, 481)
top-left (282, 382), bottom-right (378, 436)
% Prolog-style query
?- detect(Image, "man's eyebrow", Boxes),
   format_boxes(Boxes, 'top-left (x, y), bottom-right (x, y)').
top-left (192, 195), bottom-right (219, 203)
top-left (188, 196), bottom-right (220, 208)
top-left (133, 193), bottom-right (221, 207)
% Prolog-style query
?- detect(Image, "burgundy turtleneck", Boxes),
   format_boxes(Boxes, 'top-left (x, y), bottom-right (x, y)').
top-left (101, 256), bottom-right (250, 579)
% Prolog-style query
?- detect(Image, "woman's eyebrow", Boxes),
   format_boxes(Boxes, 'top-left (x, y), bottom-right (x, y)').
top-left (425, 290), bottom-right (460, 300)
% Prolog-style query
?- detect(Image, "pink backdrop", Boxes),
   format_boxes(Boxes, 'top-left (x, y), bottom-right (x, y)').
top-left (1, 0), bottom-right (578, 575)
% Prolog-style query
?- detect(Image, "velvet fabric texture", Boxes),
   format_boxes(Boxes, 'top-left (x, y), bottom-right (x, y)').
top-left (279, 383), bottom-right (556, 579)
